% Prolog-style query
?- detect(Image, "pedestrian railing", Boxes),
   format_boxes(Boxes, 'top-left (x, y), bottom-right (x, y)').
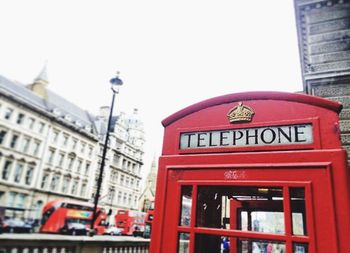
top-left (0, 234), bottom-right (150, 253)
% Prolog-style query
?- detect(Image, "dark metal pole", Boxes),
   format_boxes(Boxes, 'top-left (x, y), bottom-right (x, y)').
top-left (90, 90), bottom-right (116, 236)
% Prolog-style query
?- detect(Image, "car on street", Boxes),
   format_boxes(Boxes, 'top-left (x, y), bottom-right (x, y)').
top-left (104, 226), bottom-right (122, 236)
top-left (60, 222), bottom-right (89, 235)
top-left (2, 219), bottom-right (34, 233)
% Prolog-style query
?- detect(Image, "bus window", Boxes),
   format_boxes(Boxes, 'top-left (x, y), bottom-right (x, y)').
top-left (41, 207), bottom-right (54, 225)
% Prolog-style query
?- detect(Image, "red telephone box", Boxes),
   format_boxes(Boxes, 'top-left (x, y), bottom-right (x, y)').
top-left (150, 91), bottom-right (350, 253)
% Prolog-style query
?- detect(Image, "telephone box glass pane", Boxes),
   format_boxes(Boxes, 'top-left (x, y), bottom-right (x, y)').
top-left (178, 233), bottom-right (190, 253)
top-left (194, 234), bottom-right (286, 253)
top-left (194, 234), bottom-right (223, 253)
top-left (196, 185), bottom-right (284, 234)
top-left (290, 188), bottom-right (307, 235)
top-left (239, 239), bottom-right (285, 253)
top-left (293, 243), bottom-right (308, 253)
top-left (249, 211), bottom-right (284, 234)
top-left (179, 186), bottom-right (192, 226)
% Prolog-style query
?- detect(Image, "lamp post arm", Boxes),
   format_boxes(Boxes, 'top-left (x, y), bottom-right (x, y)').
top-left (90, 90), bottom-right (117, 235)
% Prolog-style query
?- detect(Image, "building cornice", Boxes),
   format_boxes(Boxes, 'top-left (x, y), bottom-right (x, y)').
top-left (0, 91), bottom-right (99, 141)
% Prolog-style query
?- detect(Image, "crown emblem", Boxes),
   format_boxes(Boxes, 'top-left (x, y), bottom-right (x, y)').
top-left (227, 102), bottom-right (255, 123)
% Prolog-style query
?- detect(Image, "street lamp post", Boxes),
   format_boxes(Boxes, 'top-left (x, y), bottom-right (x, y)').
top-left (90, 72), bottom-right (123, 236)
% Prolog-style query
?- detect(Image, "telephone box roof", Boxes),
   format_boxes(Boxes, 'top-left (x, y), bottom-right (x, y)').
top-left (161, 91), bottom-right (343, 127)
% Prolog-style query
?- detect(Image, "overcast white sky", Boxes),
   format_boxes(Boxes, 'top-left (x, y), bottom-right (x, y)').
top-left (0, 0), bottom-right (303, 176)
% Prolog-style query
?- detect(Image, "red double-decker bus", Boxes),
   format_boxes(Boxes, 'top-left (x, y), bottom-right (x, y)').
top-left (115, 209), bottom-right (145, 236)
top-left (143, 209), bottom-right (154, 238)
top-left (40, 199), bottom-right (108, 235)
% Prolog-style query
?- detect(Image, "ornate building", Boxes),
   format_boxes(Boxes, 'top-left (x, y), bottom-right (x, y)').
top-left (294, 0), bottom-right (350, 164)
top-left (94, 107), bottom-right (145, 222)
top-left (0, 66), bottom-right (145, 221)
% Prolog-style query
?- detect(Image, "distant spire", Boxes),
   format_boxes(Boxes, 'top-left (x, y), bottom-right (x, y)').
top-left (150, 155), bottom-right (158, 175)
top-left (34, 60), bottom-right (49, 84)
top-left (28, 61), bottom-right (49, 98)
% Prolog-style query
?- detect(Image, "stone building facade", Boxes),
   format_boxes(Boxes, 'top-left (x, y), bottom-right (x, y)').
top-left (0, 67), bottom-right (145, 221)
top-left (294, 0), bottom-right (350, 164)
top-left (138, 156), bottom-right (158, 212)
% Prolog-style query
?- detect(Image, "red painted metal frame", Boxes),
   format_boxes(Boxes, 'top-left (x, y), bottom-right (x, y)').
top-left (162, 91), bottom-right (342, 127)
top-left (174, 180), bottom-right (314, 253)
top-left (150, 92), bottom-right (349, 253)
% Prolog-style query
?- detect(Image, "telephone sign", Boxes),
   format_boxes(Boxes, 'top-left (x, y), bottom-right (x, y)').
top-left (180, 123), bottom-right (313, 149)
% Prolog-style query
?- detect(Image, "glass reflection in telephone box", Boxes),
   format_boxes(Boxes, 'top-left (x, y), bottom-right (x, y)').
top-left (178, 184), bottom-right (308, 253)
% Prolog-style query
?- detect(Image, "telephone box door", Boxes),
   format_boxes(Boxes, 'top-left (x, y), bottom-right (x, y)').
top-left (159, 150), bottom-right (347, 253)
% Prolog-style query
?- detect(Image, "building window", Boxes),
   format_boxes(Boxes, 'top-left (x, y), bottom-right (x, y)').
top-left (88, 146), bottom-right (93, 156)
top-left (38, 122), bottom-right (45, 134)
top-left (113, 153), bottom-right (120, 165)
top-left (76, 159), bottom-right (82, 173)
top-left (85, 162), bottom-right (90, 175)
top-left (32, 140), bottom-right (41, 156)
top-left (16, 193), bottom-right (27, 208)
top-left (2, 160), bottom-right (13, 180)
top-left (8, 192), bottom-right (17, 207)
top-left (128, 194), bottom-right (132, 205)
top-left (52, 130), bottom-right (59, 143)
top-left (94, 176), bottom-right (98, 188)
top-left (126, 177), bottom-right (130, 187)
top-left (72, 139), bottom-right (78, 149)
top-left (27, 117), bottom-right (35, 130)
top-left (14, 163), bottom-right (24, 183)
top-left (62, 134), bottom-right (69, 147)
top-left (117, 191), bottom-right (122, 203)
top-left (111, 170), bottom-right (118, 182)
top-left (50, 174), bottom-right (60, 191)
top-left (108, 188), bottom-right (115, 202)
top-left (58, 153), bottom-right (65, 167)
top-left (25, 165), bottom-right (34, 185)
top-left (134, 195), bottom-right (138, 207)
top-left (80, 142), bottom-right (86, 154)
top-left (10, 134), bottom-right (19, 149)
top-left (120, 175), bottom-right (125, 185)
top-left (16, 113), bottom-right (25, 124)
top-left (62, 177), bottom-right (70, 194)
top-left (123, 193), bottom-right (127, 204)
top-left (80, 182), bottom-right (87, 197)
top-left (0, 130), bottom-right (7, 145)
top-left (67, 156), bottom-right (74, 171)
top-left (127, 161), bottom-right (131, 171)
top-left (22, 136), bottom-right (31, 153)
top-left (4, 108), bottom-right (13, 120)
top-left (47, 149), bottom-right (55, 165)
top-left (71, 180), bottom-right (79, 195)
top-left (41, 173), bottom-right (49, 189)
